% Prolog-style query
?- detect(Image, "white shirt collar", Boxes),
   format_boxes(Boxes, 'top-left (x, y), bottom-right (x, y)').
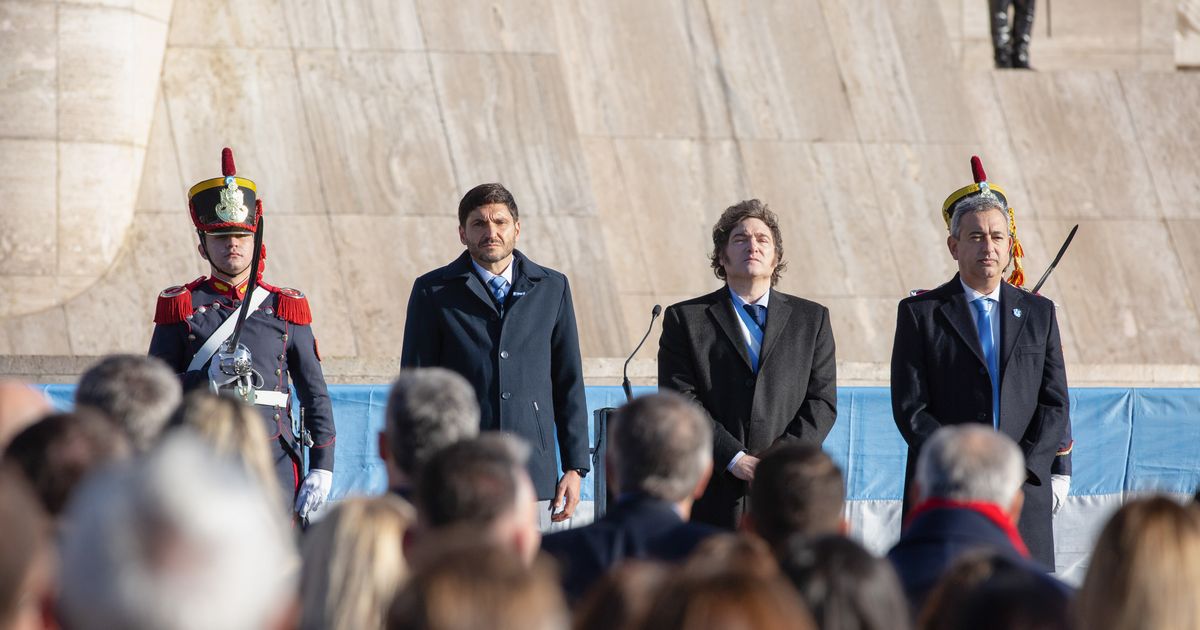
top-left (472, 258), bottom-right (514, 286)
top-left (960, 277), bottom-right (1001, 304)
top-left (728, 286), bottom-right (770, 309)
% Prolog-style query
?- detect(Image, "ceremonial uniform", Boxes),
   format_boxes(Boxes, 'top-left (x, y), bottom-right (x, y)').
top-left (990, 0), bottom-right (1037, 68)
top-left (149, 277), bottom-right (335, 495)
top-left (148, 148), bottom-right (335, 514)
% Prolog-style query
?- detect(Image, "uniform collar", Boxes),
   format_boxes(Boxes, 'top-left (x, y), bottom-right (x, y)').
top-left (207, 277), bottom-right (249, 300)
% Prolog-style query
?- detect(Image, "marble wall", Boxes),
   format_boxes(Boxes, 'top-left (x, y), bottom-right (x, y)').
top-left (2, 0), bottom-right (1200, 378)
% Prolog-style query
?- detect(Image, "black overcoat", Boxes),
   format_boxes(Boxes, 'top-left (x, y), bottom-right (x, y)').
top-left (400, 250), bottom-right (590, 500)
top-left (890, 275), bottom-right (1070, 569)
top-left (658, 287), bottom-right (838, 528)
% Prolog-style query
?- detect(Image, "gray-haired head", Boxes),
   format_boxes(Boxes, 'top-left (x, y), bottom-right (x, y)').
top-left (948, 194), bottom-right (1008, 240)
top-left (916, 425), bottom-right (1025, 506)
top-left (609, 392), bottom-right (713, 503)
top-left (57, 431), bottom-right (297, 630)
top-left (385, 368), bottom-right (481, 479)
top-left (75, 355), bottom-right (181, 452)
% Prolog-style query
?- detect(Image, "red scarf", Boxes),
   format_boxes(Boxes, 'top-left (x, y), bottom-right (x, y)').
top-left (905, 498), bottom-right (1030, 558)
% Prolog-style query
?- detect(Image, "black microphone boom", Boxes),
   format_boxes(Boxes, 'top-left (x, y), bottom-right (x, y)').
top-left (623, 304), bottom-right (662, 402)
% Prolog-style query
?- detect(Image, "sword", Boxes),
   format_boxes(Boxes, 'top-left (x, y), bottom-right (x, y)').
top-left (1031, 224), bottom-right (1077, 294)
top-left (211, 212), bottom-right (266, 402)
top-left (228, 212), bottom-right (265, 352)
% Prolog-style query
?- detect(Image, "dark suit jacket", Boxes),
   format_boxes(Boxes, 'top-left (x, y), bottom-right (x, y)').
top-left (890, 275), bottom-right (1070, 569)
top-left (540, 494), bottom-right (720, 602)
top-left (658, 287), bottom-right (837, 528)
top-left (886, 506), bottom-right (1067, 612)
top-left (400, 250), bottom-right (589, 499)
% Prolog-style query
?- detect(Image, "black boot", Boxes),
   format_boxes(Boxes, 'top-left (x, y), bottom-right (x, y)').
top-left (990, 0), bottom-right (1014, 68)
top-left (1010, 0), bottom-right (1036, 69)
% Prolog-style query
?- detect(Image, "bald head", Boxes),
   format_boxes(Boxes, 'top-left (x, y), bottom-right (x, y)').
top-left (0, 380), bottom-right (52, 453)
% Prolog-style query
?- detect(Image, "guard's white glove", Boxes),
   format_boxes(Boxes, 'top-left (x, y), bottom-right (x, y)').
top-left (1051, 474), bottom-right (1070, 515)
top-left (294, 468), bottom-right (333, 519)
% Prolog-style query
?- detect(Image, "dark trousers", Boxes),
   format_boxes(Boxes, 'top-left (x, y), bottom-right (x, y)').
top-left (990, 0), bottom-right (1036, 68)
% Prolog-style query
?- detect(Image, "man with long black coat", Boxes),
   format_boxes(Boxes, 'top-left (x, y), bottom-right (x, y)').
top-left (401, 183), bottom-right (590, 528)
top-left (658, 199), bottom-right (838, 529)
top-left (891, 156), bottom-right (1072, 570)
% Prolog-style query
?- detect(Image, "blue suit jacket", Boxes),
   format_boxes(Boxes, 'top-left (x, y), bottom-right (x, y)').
top-left (541, 494), bottom-right (720, 602)
top-left (886, 506), bottom-right (1066, 612)
top-left (400, 250), bottom-right (589, 499)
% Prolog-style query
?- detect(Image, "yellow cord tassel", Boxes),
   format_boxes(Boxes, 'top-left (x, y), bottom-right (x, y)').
top-left (1007, 207), bottom-right (1025, 287)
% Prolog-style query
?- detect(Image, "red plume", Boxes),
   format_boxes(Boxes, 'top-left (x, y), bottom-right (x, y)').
top-left (221, 147), bottom-right (236, 177)
top-left (970, 155), bottom-right (986, 183)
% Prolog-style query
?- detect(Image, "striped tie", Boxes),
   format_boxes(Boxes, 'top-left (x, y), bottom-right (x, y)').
top-left (489, 276), bottom-right (509, 306)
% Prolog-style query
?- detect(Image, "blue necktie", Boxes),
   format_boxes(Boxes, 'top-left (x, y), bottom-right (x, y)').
top-left (489, 276), bottom-right (509, 307)
top-left (742, 304), bottom-right (767, 329)
top-left (972, 298), bottom-right (1000, 428)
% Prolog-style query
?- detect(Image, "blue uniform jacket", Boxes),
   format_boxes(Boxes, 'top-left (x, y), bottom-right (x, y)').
top-left (148, 276), bottom-right (336, 477)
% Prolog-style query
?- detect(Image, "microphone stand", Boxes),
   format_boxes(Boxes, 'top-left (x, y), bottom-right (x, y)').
top-left (623, 304), bottom-right (662, 402)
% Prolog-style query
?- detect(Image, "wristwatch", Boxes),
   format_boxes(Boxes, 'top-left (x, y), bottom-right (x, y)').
top-left (572, 468), bottom-right (588, 479)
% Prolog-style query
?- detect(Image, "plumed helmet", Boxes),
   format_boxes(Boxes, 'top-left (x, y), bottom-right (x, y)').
top-left (187, 147), bottom-right (260, 235)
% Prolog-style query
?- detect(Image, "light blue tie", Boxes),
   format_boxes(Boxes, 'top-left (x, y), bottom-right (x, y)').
top-left (488, 276), bottom-right (509, 307)
top-left (972, 298), bottom-right (1000, 428)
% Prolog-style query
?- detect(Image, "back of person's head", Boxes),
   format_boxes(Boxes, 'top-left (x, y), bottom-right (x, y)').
top-left (57, 432), bottom-right (298, 630)
top-left (388, 543), bottom-right (567, 630)
top-left (609, 392), bottom-right (712, 502)
top-left (573, 561), bottom-right (670, 630)
top-left (920, 551), bottom-right (1069, 630)
top-left (637, 565), bottom-right (814, 630)
top-left (684, 533), bottom-right (781, 580)
top-left (748, 444), bottom-right (845, 549)
top-left (1073, 496), bottom-right (1200, 630)
top-left (0, 379), bottom-right (52, 454)
top-left (416, 433), bottom-right (539, 564)
top-left (917, 551), bottom-right (1006, 630)
top-left (0, 468), bottom-right (54, 630)
top-left (916, 425), bottom-right (1024, 507)
top-left (951, 565), bottom-right (1071, 630)
top-left (169, 391), bottom-right (279, 498)
top-left (301, 495), bottom-right (416, 630)
top-left (780, 534), bottom-right (910, 630)
top-left (4, 410), bottom-right (131, 517)
top-left (384, 368), bottom-right (480, 479)
top-left (75, 354), bottom-right (181, 452)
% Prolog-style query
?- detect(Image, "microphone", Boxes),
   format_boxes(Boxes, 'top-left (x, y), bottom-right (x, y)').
top-left (623, 304), bottom-right (662, 402)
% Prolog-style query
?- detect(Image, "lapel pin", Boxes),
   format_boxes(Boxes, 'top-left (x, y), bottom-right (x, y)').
top-left (1013, 308), bottom-right (1022, 318)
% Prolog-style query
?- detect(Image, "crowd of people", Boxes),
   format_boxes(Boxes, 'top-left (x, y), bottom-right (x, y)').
top-left (0, 150), bottom-right (1195, 629)
top-left (0, 361), bottom-right (1198, 630)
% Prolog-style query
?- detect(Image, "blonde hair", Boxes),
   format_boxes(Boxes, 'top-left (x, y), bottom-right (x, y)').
top-left (1073, 496), bottom-right (1200, 630)
top-left (301, 495), bottom-right (415, 630)
top-left (172, 391), bottom-right (280, 499)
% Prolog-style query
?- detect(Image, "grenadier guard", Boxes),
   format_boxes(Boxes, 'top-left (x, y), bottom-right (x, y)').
top-left (149, 148), bottom-right (335, 520)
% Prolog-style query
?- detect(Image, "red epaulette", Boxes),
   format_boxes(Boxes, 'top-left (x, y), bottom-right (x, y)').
top-left (154, 277), bottom-right (206, 324)
top-left (258, 281), bottom-right (312, 325)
